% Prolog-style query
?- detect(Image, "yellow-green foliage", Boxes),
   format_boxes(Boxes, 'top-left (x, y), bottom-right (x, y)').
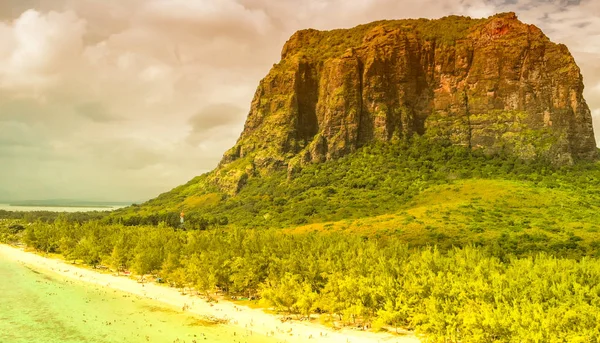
top-left (287, 178), bottom-right (600, 258)
top-left (103, 137), bottom-right (600, 251)
top-left (7, 222), bottom-right (600, 342)
top-left (182, 193), bottom-right (220, 210)
top-left (287, 15), bottom-right (487, 62)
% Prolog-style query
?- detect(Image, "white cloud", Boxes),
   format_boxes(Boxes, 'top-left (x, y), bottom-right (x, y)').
top-left (142, 0), bottom-right (272, 35)
top-left (0, 0), bottom-right (598, 201)
top-left (0, 10), bottom-right (86, 91)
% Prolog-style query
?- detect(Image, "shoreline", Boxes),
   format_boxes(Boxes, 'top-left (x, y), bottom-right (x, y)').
top-left (0, 244), bottom-right (420, 343)
top-left (7, 204), bottom-right (116, 208)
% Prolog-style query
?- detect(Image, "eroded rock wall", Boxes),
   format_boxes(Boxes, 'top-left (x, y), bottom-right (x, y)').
top-left (216, 12), bottom-right (597, 192)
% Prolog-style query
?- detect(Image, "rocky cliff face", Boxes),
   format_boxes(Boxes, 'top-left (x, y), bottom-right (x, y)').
top-left (215, 13), bottom-right (597, 192)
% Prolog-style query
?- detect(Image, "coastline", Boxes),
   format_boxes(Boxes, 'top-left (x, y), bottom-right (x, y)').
top-left (0, 244), bottom-right (420, 343)
top-left (7, 204), bottom-right (115, 208)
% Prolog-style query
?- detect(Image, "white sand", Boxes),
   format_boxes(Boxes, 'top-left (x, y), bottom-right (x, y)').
top-left (0, 244), bottom-right (420, 343)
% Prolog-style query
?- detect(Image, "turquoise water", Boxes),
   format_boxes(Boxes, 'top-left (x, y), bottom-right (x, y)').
top-left (0, 257), bottom-right (279, 343)
top-left (0, 204), bottom-right (123, 212)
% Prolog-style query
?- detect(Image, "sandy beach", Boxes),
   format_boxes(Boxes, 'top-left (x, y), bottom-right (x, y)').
top-left (0, 244), bottom-right (420, 343)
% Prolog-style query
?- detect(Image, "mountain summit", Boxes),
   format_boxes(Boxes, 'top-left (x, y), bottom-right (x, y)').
top-left (215, 12), bottom-right (596, 193)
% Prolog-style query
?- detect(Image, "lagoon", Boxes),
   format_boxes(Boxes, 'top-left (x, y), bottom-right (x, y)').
top-left (0, 255), bottom-right (278, 343)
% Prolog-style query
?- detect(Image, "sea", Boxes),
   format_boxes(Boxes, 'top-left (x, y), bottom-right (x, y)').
top-left (0, 255), bottom-right (279, 343)
top-left (0, 204), bottom-right (125, 213)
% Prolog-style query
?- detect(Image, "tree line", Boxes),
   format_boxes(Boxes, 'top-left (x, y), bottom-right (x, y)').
top-left (3, 220), bottom-right (600, 342)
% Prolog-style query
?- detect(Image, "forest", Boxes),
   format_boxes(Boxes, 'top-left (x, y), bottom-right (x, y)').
top-left (2, 139), bottom-right (600, 342)
top-left (2, 222), bottom-right (600, 342)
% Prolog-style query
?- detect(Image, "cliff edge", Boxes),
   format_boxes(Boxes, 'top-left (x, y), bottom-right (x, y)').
top-left (215, 12), bottom-right (597, 193)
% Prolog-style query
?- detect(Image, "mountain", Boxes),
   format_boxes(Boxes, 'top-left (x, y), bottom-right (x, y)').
top-left (214, 12), bottom-right (596, 194)
top-left (113, 13), bottom-right (598, 229)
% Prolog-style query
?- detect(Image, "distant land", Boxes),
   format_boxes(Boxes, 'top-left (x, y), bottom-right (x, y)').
top-left (7, 199), bottom-right (134, 208)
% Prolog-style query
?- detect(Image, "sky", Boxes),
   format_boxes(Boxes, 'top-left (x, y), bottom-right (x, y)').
top-left (0, 0), bottom-right (598, 202)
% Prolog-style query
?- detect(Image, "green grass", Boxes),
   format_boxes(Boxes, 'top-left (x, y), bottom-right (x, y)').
top-left (286, 178), bottom-right (600, 258)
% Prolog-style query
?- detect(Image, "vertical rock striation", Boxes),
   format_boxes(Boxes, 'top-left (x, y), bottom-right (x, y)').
top-left (215, 13), bottom-right (597, 192)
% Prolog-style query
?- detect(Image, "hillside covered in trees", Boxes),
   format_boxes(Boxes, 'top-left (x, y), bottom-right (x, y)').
top-left (110, 138), bottom-right (600, 258)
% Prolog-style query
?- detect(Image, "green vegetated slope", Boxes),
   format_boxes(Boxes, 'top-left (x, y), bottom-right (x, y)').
top-left (112, 139), bottom-right (600, 258)
top-left (289, 178), bottom-right (600, 258)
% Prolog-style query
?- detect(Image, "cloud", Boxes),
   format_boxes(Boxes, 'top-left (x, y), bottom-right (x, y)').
top-left (75, 102), bottom-right (118, 123)
top-left (189, 103), bottom-right (245, 132)
top-left (93, 140), bottom-right (163, 170)
top-left (0, 9), bottom-right (86, 91)
top-left (141, 0), bottom-right (272, 38)
top-left (0, 0), bottom-right (598, 201)
top-left (0, 121), bottom-right (40, 149)
top-left (187, 103), bottom-right (246, 147)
